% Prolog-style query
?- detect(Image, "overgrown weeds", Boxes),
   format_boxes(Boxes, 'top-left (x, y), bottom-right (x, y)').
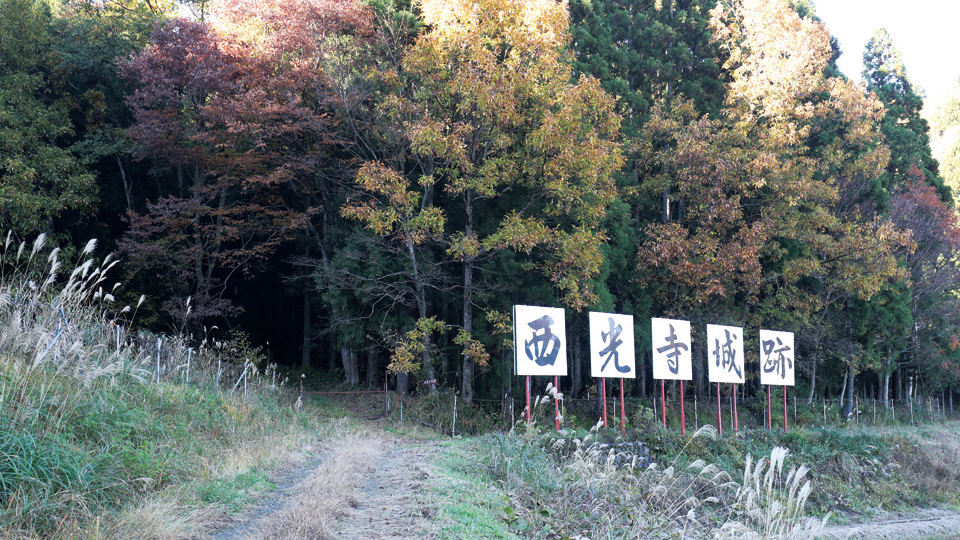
top-left (0, 234), bottom-right (329, 538)
top-left (474, 390), bottom-right (829, 539)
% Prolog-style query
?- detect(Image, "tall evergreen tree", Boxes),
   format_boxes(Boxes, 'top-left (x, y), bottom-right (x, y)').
top-left (863, 28), bottom-right (952, 205)
top-left (569, 0), bottom-right (725, 136)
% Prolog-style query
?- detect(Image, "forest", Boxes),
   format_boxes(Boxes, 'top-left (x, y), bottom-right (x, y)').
top-left (3, 0), bottom-right (960, 417)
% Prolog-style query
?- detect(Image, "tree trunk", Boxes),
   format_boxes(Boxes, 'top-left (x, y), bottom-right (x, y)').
top-left (117, 155), bottom-right (133, 211)
top-left (882, 349), bottom-right (893, 409)
top-left (462, 256), bottom-right (475, 404)
top-left (367, 350), bottom-right (378, 389)
top-left (807, 351), bottom-right (817, 405)
top-left (843, 362), bottom-right (855, 419)
top-left (842, 293), bottom-right (854, 419)
top-left (312, 219), bottom-right (354, 385)
top-left (408, 242), bottom-right (435, 392)
top-left (572, 334), bottom-right (582, 398)
top-left (883, 372), bottom-right (891, 409)
top-left (461, 189), bottom-right (477, 404)
top-left (639, 350), bottom-right (648, 398)
top-left (301, 287), bottom-right (311, 369)
top-left (342, 347), bottom-right (359, 385)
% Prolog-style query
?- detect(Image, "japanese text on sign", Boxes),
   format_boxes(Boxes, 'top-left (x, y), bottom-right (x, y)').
top-left (759, 329), bottom-right (794, 386)
top-left (706, 324), bottom-right (745, 384)
top-left (589, 312), bottom-right (636, 378)
top-left (651, 318), bottom-right (692, 380)
top-left (513, 305), bottom-right (568, 376)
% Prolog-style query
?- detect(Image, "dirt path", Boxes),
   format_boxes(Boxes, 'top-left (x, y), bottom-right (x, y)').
top-left (820, 508), bottom-right (960, 539)
top-left (209, 431), bottom-right (440, 540)
top-left (332, 439), bottom-right (438, 539)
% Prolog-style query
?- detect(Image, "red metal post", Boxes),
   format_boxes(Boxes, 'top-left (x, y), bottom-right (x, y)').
top-left (554, 376), bottom-right (561, 431)
top-left (525, 375), bottom-right (531, 426)
top-left (602, 378), bottom-right (608, 429)
top-left (680, 381), bottom-right (686, 437)
top-left (717, 383), bottom-right (722, 436)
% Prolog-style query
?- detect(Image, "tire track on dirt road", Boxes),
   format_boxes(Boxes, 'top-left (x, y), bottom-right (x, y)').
top-left (332, 439), bottom-right (439, 540)
top-left (820, 508), bottom-right (960, 539)
top-left (210, 431), bottom-right (440, 540)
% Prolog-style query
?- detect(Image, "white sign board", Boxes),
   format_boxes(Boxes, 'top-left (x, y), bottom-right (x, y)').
top-left (589, 312), bottom-right (635, 378)
top-left (514, 305), bottom-right (567, 376)
top-left (706, 324), bottom-right (745, 384)
top-left (651, 317), bottom-right (692, 380)
top-left (759, 329), bottom-right (794, 386)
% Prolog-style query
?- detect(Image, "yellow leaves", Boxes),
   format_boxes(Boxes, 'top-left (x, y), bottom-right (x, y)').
top-left (379, 0), bottom-right (621, 313)
top-left (550, 227), bottom-right (607, 311)
top-left (420, 0), bottom-right (569, 54)
top-left (711, 0), bottom-right (831, 126)
top-left (485, 310), bottom-right (514, 350)
top-left (340, 201), bottom-right (397, 236)
top-left (387, 316), bottom-right (446, 374)
top-left (408, 119), bottom-right (472, 172)
top-left (387, 341), bottom-right (419, 374)
top-left (389, 319), bottom-right (493, 373)
top-left (354, 162), bottom-right (418, 212)
top-left (344, 161), bottom-right (445, 245)
top-left (447, 231), bottom-right (482, 260)
top-left (484, 213), bottom-right (551, 253)
top-left (407, 206), bottom-right (445, 244)
top-left (453, 329), bottom-right (491, 367)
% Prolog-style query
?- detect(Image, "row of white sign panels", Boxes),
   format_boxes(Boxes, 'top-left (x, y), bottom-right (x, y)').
top-left (513, 305), bottom-right (795, 386)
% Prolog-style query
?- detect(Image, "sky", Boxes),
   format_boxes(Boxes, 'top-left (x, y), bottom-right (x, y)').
top-left (812, 0), bottom-right (960, 102)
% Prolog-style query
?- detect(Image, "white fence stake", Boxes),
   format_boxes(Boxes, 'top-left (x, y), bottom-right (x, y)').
top-left (156, 337), bottom-right (162, 384)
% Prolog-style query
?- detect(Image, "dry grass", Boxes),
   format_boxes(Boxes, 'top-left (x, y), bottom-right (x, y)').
top-left (107, 497), bottom-right (226, 540)
top-left (714, 446), bottom-right (829, 539)
top-left (0, 233), bottom-right (339, 538)
top-left (248, 430), bottom-right (385, 539)
top-left (102, 420), bottom-right (343, 540)
top-left (488, 389), bottom-right (828, 539)
top-left (894, 430), bottom-right (960, 501)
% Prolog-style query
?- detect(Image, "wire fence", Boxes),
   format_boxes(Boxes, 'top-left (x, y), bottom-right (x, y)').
top-left (502, 392), bottom-right (956, 433)
top-left (300, 381), bottom-right (958, 438)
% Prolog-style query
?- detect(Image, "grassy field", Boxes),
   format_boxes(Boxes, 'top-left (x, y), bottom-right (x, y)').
top-left (418, 417), bottom-right (960, 539)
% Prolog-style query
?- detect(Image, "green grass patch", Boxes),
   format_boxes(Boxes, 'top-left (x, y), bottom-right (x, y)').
top-left (429, 439), bottom-right (522, 539)
top-left (197, 469), bottom-right (274, 513)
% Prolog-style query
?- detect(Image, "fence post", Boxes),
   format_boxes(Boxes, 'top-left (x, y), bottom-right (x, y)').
top-left (653, 396), bottom-right (658, 427)
top-left (613, 397), bottom-right (618, 431)
top-left (693, 394), bottom-right (698, 430)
